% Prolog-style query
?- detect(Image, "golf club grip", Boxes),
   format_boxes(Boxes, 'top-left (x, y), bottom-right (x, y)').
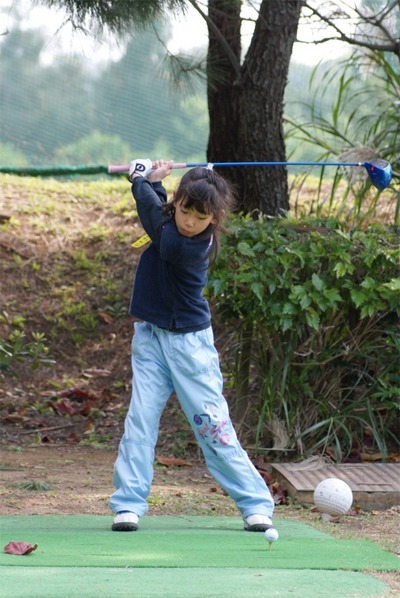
top-left (107, 163), bottom-right (188, 174)
top-left (108, 164), bottom-right (130, 173)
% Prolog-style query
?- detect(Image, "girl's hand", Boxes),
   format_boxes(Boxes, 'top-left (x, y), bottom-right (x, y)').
top-left (128, 158), bottom-right (153, 181)
top-left (148, 160), bottom-right (173, 182)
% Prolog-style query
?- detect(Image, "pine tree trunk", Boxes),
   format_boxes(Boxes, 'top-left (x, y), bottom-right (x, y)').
top-left (206, 0), bottom-right (304, 215)
top-left (206, 0), bottom-right (241, 173)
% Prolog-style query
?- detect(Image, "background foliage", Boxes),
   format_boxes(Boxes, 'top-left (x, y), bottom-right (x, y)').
top-left (0, 4), bottom-right (369, 169)
top-left (208, 214), bottom-right (400, 461)
top-left (0, 16), bottom-right (209, 165)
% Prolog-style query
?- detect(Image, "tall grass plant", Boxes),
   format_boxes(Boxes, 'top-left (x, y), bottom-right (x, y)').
top-left (285, 49), bottom-right (400, 225)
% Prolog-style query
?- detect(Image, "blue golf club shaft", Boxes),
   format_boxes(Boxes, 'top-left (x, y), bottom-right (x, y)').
top-left (108, 159), bottom-right (392, 190)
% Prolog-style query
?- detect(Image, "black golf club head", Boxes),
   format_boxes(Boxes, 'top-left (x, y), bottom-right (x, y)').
top-left (363, 159), bottom-right (392, 190)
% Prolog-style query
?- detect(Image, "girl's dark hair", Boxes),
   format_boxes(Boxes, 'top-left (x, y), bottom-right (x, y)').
top-left (163, 167), bottom-right (236, 258)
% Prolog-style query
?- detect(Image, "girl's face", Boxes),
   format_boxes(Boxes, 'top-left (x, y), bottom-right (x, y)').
top-left (174, 200), bottom-right (217, 237)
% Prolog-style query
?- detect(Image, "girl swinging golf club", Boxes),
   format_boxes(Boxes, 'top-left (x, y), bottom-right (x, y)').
top-left (110, 159), bottom-right (277, 534)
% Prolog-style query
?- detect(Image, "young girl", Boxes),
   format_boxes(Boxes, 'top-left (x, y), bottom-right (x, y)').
top-left (110, 159), bottom-right (276, 534)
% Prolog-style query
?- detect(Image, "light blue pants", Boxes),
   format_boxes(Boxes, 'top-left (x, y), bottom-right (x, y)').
top-left (110, 322), bottom-right (274, 519)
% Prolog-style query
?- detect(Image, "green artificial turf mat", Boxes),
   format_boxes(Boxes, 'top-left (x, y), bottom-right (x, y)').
top-left (0, 567), bottom-right (391, 598)
top-left (1, 516), bottom-right (399, 572)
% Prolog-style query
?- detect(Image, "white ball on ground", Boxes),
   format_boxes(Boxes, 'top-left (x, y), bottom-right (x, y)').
top-left (313, 478), bottom-right (353, 519)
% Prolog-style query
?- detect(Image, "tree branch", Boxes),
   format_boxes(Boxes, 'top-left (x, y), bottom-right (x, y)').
top-left (302, 1), bottom-right (400, 57)
top-left (186, 0), bottom-right (241, 75)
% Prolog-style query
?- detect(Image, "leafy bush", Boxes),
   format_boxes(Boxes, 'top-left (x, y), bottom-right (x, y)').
top-left (208, 214), bottom-right (400, 461)
top-left (0, 327), bottom-right (54, 376)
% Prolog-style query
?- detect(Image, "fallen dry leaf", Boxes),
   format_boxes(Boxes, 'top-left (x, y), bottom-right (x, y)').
top-left (97, 311), bottom-right (114, 325)
top-left (51, 398), bottom-right (76, 415)
top-left (271, 484), bottom-right (288, 505)
top-left (4, 541), bottom-right (38, 555)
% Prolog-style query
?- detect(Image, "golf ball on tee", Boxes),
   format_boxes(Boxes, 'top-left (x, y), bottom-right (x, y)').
top-left (313, 477), bottom-right (353, 518)
top-left (264, 528), bottom-right (279, 543)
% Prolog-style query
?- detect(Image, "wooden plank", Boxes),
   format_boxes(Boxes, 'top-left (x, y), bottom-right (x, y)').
top-left (271, 462), bottom-right (400, 510)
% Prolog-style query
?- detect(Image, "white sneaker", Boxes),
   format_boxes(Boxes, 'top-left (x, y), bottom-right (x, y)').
top-left (243, 514), bottom-right (273, 532)
top-left (112, 511), bottom-right (139, 531)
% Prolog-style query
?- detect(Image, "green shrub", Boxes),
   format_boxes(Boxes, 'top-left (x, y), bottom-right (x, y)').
top-left (208, 214), bottom-right (400, 461)
top-left (0, 327), bottom-right (54, 376)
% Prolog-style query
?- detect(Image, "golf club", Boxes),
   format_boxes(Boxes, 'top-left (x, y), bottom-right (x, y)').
top-left (108, 159), bottom-right (392, 190)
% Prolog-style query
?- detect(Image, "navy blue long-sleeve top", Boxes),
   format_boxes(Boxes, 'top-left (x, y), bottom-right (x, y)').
top-left (129, 177), bottom-right (214, 332)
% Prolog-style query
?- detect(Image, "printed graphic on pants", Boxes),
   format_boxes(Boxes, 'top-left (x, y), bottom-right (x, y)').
top-left (193, 411), bottom-right (231, 446)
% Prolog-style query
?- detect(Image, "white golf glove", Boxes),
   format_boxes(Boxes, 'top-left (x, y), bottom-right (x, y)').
top-left (128, 159), bottom-right (153, 181)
